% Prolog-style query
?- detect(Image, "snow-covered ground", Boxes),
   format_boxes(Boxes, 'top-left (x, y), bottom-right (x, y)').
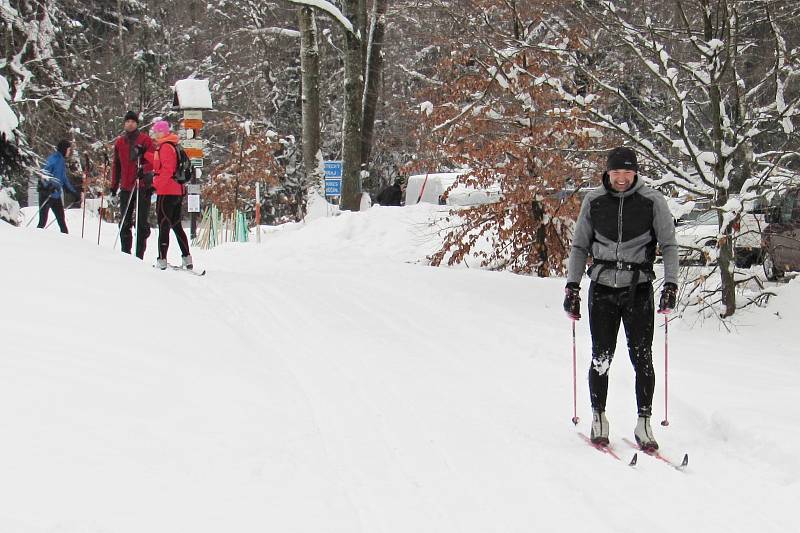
top-left (2, 203), bottom-right (798, 532)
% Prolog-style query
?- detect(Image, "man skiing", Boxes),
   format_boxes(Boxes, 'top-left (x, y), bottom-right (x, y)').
top-left (563, 146), bottom-right (679, 452)
top-left (37, 140), bottom-right (79, 233)
top-left (110, 111), bottom-right (154, 259)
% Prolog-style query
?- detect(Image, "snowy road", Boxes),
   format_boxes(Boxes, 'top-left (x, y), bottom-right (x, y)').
top-left (2, 204), bottom-right (798, 532)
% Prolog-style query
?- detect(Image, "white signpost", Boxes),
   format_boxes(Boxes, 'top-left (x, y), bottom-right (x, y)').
top-left (187, 194), bottom-right (201, 213)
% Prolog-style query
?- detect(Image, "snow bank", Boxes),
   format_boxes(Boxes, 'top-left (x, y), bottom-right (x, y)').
top-left (2, 204), bottom-right (799, 533)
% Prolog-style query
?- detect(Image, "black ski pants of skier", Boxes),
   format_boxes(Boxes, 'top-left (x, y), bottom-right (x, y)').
top-left (118, 189), bottom-right (151, 259)
top-left (156, 195), bottom-right (190, 260)
top-left (37, 195), bottom-right (68, 233)
top-left (588, 280), bottom-right (655, 417)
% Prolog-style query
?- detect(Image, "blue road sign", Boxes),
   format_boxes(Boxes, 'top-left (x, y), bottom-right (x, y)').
top-left (325, 178), bottom-right (342, 196)
top-left (324, 161), bottom-right (343, 178)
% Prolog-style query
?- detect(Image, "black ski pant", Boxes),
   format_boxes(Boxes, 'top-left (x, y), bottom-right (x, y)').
top-left (37, 196), bottom-right (68, 233)
top-left (588, 281), bottom-right (655, 417)
top-left (156, 195), bottom-right (190, 260)
top-left (118, 189), bottom-right (151, 259)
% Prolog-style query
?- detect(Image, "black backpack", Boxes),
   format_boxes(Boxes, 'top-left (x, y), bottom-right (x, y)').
top-left (165, 141), bottom-right (193, 184)
top-left (37, 174), bottom-right (60, 193)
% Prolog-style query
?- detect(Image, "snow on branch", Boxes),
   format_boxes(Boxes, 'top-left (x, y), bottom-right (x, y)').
top-left (239, 27), bottom-right (301, 39)
top-left (286, 0), bottom-right (355, 36)
top-left (398, 64), bottom-right (444, 86)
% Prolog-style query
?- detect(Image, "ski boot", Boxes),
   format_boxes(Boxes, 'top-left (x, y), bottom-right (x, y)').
top-left (181, 254), bottom-right (193, 270)
top-left (634, 416), bottom-right (659, 453)
top-left (156, 258), bottom-right (168, 270)
top-left (590, 410), bottom-right (609, 446)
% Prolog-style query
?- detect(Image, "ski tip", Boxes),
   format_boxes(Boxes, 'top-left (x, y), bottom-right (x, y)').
top-left (629, 453), bottom-right (638, 467)
top-left (679, 453), bottom-right (689, 468)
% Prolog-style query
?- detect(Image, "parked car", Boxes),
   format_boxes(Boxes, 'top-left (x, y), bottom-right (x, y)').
top-left (762, 187), bottom-right (800, 280)
top-left (405, 172), bottom-right (501, 206)
top-left (673, 208), bottom-right (765, 266)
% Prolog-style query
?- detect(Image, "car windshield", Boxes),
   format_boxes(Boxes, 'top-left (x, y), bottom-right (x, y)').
top-left (781, 193), bottom-right (796, 224)
top-left (691, 211), bottom-right (718, 225)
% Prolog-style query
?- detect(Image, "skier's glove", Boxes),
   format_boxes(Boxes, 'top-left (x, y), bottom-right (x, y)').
top-left (563, 282), bottom-right (581, 321)
top-left (657, 282), bottom-right (678, 315)
top-left (109, 186), bottom-right (118, 198)
top-left (140, 172), bottom-right (154, 188)
top-left (135, 144), bottom-right (145, 157)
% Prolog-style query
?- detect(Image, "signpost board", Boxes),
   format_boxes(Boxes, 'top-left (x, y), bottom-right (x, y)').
top-left (324, 160), bottom-right (342, 197)
top-left (187, 194), bottom-right (200, 213)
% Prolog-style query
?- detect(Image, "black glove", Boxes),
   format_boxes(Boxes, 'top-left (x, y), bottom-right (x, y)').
top-left (140, 172), bottom-right (154, 188)
top-left (563, 282), bottom-right (581, 320)
top-left (135, 144), bottom-right (145, 157)
top-left (658, 282), bottom-right (678, 315)
top-left (109, 186), bottom-right (118, 197)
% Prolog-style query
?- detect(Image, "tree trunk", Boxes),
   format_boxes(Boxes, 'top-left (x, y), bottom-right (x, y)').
top-left (117, 0), bottom-right (125, 55)
top-left (340, 0), bottom-right (364, 211)
top-left (358, 0), bottom-right (368, 72)
top-left (360, 0), bottom-right (388, 168)
top-left (298, 7), bottom-right (323, 197)
top-left (706, 3), bottom-right (736, 317)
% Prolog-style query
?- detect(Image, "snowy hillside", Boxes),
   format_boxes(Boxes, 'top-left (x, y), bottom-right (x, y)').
top-left (2, 205), bottom-right (798, 533)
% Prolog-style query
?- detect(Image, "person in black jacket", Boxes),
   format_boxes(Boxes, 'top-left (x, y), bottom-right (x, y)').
top-left (563, 146), bottom-right (679, 452)
top-left (375, 178), bottom-right (405, 206)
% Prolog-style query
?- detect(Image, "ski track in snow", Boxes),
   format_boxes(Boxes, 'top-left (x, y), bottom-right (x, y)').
top-left (2, 205), bottom-right (799, 532)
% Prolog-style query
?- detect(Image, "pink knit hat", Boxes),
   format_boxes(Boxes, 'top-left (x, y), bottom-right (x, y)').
top-left (152, 120), bottom-right (171, 134)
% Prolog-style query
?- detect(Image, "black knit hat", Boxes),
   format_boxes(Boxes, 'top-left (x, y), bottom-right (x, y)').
top-left (56, 140), bottom-right (71, 156)
top-left (607, 147), bottom-right (638, 172)
top-left (124, 110), bottom-right (140, 123)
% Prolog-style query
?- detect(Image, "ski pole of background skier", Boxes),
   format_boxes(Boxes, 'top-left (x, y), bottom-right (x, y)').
top-left (113, 187), bottom-right (136, 250)
top-left (80, 154), bottom-right (91, 238)
top-left (43, 199), bottom-right (81, 230)
top-left (97, 193), bottom-right (104, 245)
top-left (661, 314), bottom-right (670, 427)
top-left (25, 194), bottom-right (51, 227)
top-left (98, 152), bottom-right (110, 246)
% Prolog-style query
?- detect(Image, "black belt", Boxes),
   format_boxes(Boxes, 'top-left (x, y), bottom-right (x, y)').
top-left (590, 259), bottom-right (654, 302)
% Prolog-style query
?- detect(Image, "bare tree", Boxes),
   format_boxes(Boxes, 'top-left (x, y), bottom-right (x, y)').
top-left (532, 0), bottom-right (800, 317)
top-left (299, 6), bottom-right (323, 197)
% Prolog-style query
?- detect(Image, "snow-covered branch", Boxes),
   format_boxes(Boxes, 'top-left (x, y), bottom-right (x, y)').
top-left (286, 0), bottom-right (355, 36)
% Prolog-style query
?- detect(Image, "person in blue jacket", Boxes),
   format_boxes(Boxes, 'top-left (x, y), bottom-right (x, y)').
top-left (37, 140), bottom-right (78, 233)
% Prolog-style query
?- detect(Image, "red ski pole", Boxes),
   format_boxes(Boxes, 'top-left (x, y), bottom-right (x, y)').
top-left (97, 193), bottom-right (104, 245)
top-left (661, 315), bottom-right (670, 427)
top-left (571, 320), bottom-right (579, 425)
top-left (80, 154), bottom-right (89, 238)
top-left (415, 172), bottom-right (430, 204)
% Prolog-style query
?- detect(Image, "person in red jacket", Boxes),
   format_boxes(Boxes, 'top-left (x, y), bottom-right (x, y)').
top-left (110, 111), bottom-right (155, 259)
top-left (145, 120), bottom-right (192, 270)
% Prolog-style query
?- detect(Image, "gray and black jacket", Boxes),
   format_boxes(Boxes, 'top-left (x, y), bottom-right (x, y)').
top-left (567, 174), bottom-right (679, 288)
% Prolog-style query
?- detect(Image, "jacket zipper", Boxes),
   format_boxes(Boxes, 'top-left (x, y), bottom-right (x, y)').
top-left (615, 195), bottom-right (624, 287)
